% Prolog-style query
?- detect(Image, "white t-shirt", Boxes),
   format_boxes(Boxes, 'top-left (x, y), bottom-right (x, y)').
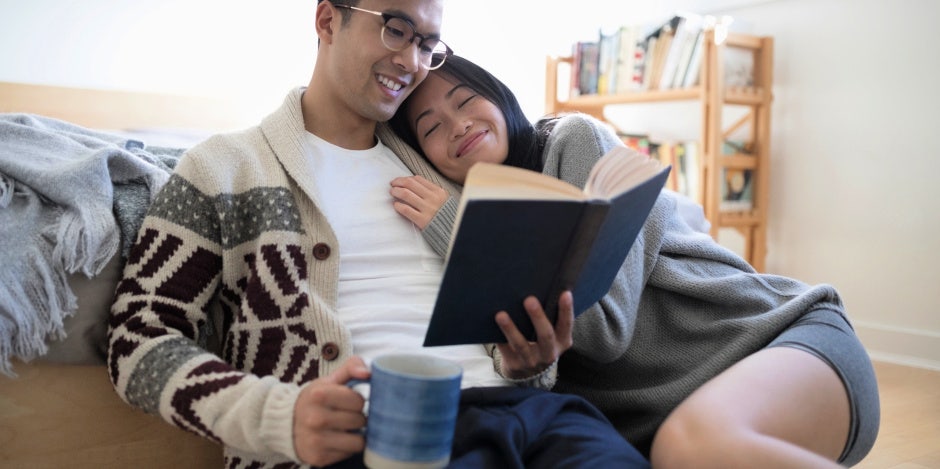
top-left (304, 132), bottom-right (508, 388)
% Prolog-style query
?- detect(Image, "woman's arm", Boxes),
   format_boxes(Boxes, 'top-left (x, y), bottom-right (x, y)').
top-left (389, 175), bottom-right (458, 258)
top-left (540, 115), bottom-right (646, 361)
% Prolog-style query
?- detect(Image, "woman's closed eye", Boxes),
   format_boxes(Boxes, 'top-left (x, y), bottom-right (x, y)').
top-left (458, 94), bottom-right (476, 108)
top-left (422, 122), bottom-right (441, 139)
top-left (421, 95), bottom-right (477, 139)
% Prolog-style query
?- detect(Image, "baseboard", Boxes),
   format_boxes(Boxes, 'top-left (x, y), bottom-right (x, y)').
top-left (853, 320), bottom-right (940, 371)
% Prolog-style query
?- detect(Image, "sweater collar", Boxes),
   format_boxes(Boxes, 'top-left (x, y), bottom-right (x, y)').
top-left (260, 87), bottom-right (461, 201)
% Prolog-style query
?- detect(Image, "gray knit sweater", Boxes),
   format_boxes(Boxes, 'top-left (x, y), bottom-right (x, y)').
top-left (422, 113), bottom-right (846, 457)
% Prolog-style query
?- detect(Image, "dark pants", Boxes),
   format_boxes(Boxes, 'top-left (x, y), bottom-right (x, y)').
top-left (332, 386), bottom-right (648, 468)
top-left (448, 386), bottom-right (649, 468)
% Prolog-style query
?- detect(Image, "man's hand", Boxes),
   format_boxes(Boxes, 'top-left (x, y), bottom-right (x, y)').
top-left (495, 291), bottom-right (574, 379)
top-left (389, 175), bottom-right (448, 229)
top-left (293, 356), bottom-right (371, 467)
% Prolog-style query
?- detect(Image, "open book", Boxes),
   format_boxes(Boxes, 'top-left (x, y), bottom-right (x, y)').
top-left (424, 146), bottom-right (671, 346)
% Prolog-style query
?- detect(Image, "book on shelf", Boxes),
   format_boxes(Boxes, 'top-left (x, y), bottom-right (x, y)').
top-left (673, 143), bottom-right (688, 195)
top-left (614, 25), bottom-right (644, 93)
top-left (564, 13), bottom-right (731, 94)
top-left (657, 13), bottom-right (700, 90)
top-left (424, 147), bottom-right (671, 346)
top-left (667, 13), bottom-right (705, 89)
top-left (678, 141), bottom-right (702, 205)
top-left (596, 28), bottom-right (620, 95)
top-left (650, 141), bottom-right (679, 191)
top-left (576, 41), bottom-right (600, 96)
top-left (646, 21), bottom-right (674, 90)
top-left (631, 32), bottom-right (649, 90)
top-left (723, 139), bottom-right (754, 155)
top-left (618, 132), bottom-right (651, 155)
top-left (630, 138), bottom-right (702, 204)
top-left (679, 30), bottom-right (705, 88)
top-left (569, 42), bottom-right (582, 97)
top-left (639, 31), bottom-right (658, 90)
top-left (720, 168), bottom-right (754, 211)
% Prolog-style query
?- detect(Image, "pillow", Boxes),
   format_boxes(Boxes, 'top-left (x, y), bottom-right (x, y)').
top-left (40, 250), bottom-right (124, 365)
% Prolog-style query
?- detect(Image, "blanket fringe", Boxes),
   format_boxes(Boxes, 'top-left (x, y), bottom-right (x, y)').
top-left (52, 206), bottom-right (119, 277)
top-left (0, 241), bottom-right (77, 377)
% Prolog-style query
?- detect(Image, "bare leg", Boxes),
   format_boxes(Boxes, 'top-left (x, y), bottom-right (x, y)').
top-left (650, 347), bottom-right (850, 469)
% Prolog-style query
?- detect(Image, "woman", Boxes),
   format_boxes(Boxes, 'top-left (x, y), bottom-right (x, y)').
top-left (386, 55), bottom-right (879, 468)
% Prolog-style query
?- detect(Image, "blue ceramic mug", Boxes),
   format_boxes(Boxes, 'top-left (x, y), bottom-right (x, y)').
top-left (352, 354), bottom-right (463, 469)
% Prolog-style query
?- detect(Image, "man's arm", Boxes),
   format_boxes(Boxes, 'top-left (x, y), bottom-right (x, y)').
top-left (107, 161), bottom-right (303, 462)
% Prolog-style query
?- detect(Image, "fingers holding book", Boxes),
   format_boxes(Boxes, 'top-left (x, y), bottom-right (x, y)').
top-left (495, 291), bottom-right (574, 380)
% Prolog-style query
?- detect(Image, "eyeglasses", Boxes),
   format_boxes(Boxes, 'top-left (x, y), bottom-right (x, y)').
top-left (332, 3), bottom-right (452, 70)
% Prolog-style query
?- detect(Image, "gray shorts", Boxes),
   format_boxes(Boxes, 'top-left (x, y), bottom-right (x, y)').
top-left (767, 308), bottom-right (880, 466)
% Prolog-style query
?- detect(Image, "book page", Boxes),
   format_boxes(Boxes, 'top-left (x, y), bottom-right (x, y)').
top-left (449, 163), bottom-right (589, 258)
top-left (462, 163), bottom-right (587, 201)
top-left (584, 146), bottom-right (667, 198)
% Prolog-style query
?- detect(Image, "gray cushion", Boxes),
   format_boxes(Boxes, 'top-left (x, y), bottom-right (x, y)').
top-left (40, 251), bottom-right (124, 365)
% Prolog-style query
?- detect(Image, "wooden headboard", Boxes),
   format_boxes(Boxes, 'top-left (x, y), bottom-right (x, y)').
top-left (0, 81), bottom-right (261, 131)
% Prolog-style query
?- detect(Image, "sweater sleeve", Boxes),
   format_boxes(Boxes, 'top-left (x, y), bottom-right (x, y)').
top-left (543, 114), bottom-right (717, 363)
top-left (107, 153), bottom-right (302, 463)
top-left (421, 195), bottom-right (459, 258)
top-left (538, 115), bottom-right (646, 362)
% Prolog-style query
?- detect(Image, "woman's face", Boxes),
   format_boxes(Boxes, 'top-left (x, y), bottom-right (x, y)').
top-left (405, 72), bottom-right (509, 184)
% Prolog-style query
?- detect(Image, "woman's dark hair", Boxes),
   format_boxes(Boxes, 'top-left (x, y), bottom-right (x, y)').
top-left (389, 54), bottom-right (553, 173)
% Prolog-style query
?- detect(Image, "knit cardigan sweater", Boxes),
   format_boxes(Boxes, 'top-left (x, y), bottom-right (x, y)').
top-left (421, 113), bottom-right (849, 457)
top-left (107, 88), bottom-right (552, 468)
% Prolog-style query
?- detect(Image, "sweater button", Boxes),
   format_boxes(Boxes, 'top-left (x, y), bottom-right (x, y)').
top-left (321, 342), bottom-right (339, 361)
top-left (312, 243), bottom-right (331, 260)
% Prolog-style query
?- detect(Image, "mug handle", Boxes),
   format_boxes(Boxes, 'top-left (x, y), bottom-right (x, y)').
top-left (346, 378), bottom-right (369, 388)
top-left (346, 378), bottom-right (371, 434)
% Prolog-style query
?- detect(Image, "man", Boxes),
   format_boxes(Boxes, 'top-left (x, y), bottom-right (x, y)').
top-left (107, 1), bottom-right (646, 467)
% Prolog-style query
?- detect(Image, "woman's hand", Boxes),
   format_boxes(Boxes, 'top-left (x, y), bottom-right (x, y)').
top-left (495, 291), bottom-right (574, 379)
top-left (390, 175), bottom-right (448, 229)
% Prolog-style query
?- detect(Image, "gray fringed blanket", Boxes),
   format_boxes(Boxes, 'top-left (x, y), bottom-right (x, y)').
top-left (0, 113), bottom-right (182, 376)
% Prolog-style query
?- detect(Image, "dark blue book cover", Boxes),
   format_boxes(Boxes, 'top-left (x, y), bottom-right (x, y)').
top-left (424, 159), bottom-right (670, 346)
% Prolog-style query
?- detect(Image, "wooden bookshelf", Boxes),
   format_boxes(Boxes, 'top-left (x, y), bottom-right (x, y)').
top-left (546, 30), bottom-right (774, 271)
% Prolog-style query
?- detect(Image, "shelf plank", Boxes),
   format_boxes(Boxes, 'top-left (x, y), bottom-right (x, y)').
top-left (725, 33), bottom-right (764, 50)
top-left (555, 87), bottom-right (768, 108)
top-left (725, 87), bottom-right (770, 105)
top-left (720, 155), bottom-right (758, 169)
top-left (557, 88), bottom-right (702, 107)
top-left (718, 210), bottom-right (762, 226)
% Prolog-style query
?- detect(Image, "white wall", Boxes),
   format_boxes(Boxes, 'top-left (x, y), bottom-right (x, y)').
top-left (725, 0), bottom-right (940, 370)
top-left (2, 0), bottom-right (938, 369)
top-left (0, 0), bottom-right (318, 122)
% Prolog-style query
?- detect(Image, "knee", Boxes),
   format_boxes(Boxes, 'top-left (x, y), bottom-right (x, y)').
top-left (650, 410), bottom-right (700, 469)
top-left (650, 409), bottom-right (746, 469)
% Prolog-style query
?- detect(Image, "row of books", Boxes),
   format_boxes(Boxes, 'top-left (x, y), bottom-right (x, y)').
top-left (622, 135), bottom-right (754, 211)
top-left (571, 13), bottom-right (740, 96)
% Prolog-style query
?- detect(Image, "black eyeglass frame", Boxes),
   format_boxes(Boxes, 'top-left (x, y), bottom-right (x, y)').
top-left (331, 3), bottom-right (453, 70)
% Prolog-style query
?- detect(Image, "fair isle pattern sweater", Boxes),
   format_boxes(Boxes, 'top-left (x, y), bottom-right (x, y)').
top-left (107, 88), bottom-right (475, 467)
top-left (421, 114), bottom-right (850, 457)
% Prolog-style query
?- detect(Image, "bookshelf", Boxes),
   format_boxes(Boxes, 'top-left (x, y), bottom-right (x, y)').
top-left (545, 30), bottom-right (773, 272)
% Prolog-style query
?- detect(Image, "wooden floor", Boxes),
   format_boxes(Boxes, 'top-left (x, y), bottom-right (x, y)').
top-left (0, 362), bottom-right (222, 469)
top-left (2, 360), bottom-right (937, 468)
top-left (854, 361), bottom-right (940, 468)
